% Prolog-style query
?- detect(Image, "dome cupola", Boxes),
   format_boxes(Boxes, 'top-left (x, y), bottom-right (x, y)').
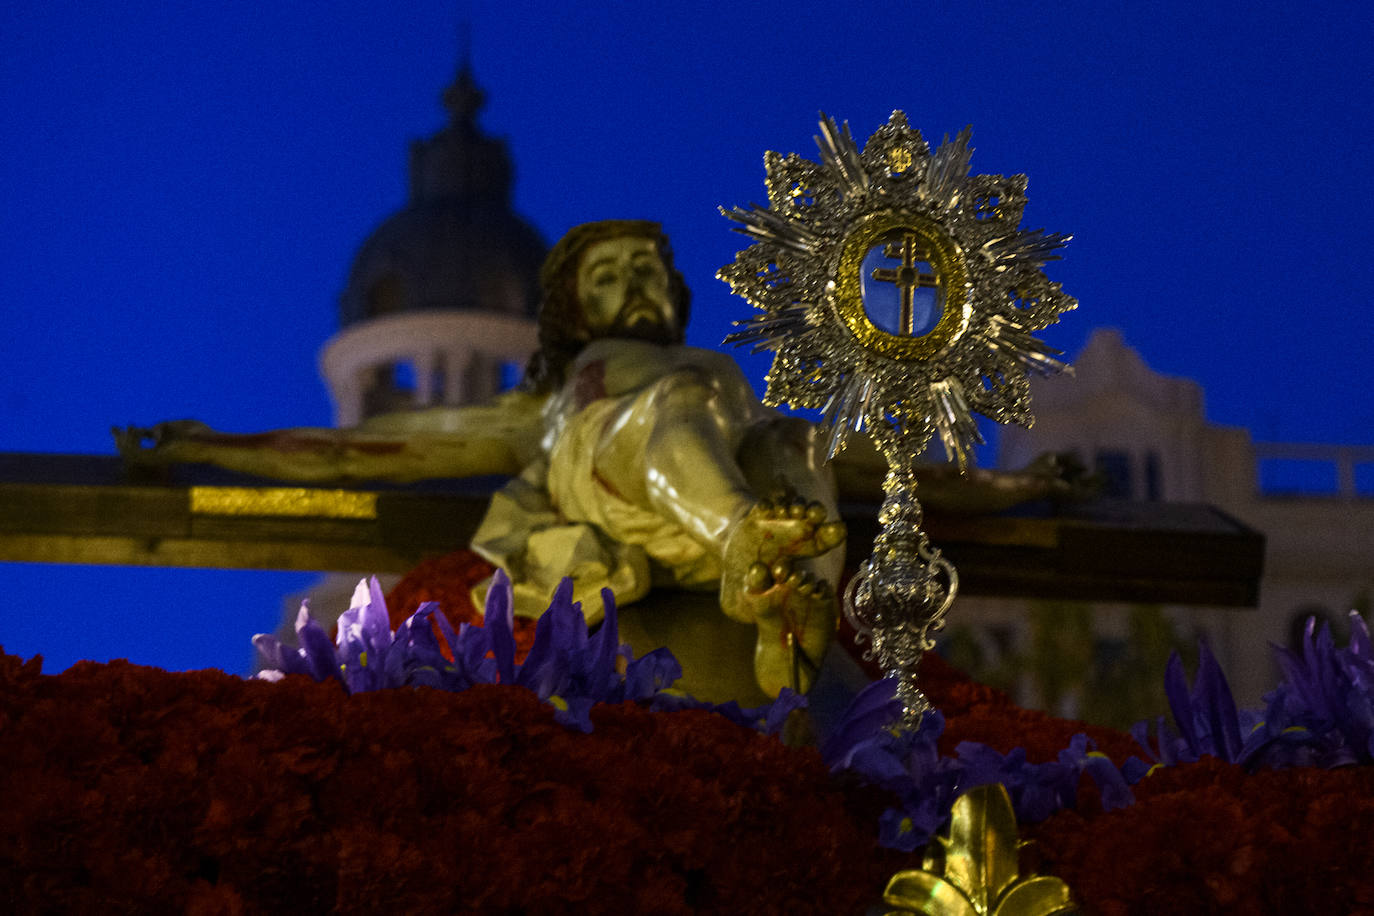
top-left (338, 60), bottom-right (546, 329)
top-left (323, 58), bottom-right (544, 424)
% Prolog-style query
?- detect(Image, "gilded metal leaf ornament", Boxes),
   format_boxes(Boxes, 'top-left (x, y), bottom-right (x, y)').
top-left (880, 784), bottom-right (1078, 916)
top-left (720, 113), bottom-right (1076, 722)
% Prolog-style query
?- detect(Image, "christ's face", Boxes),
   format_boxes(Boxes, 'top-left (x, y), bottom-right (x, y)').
top-left (575, 236), bottom-right (677, 343)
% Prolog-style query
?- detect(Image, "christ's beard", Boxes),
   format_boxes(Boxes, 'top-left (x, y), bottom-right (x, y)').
top-left (608, 298), bottom-right (677, 345)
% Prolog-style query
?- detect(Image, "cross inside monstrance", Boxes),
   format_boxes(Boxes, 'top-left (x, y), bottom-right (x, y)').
top-left (864, 232), bottom-right (941, 337)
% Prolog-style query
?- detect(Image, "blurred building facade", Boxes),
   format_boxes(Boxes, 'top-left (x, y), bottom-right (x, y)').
top-left (319, 59), bottom-right (543, 426)
top-left (959, 328), bottom-right (1374, 712)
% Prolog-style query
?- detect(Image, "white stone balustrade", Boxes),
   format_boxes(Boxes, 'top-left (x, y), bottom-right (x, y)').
top-left (319, 310), bottom-right (536, 426)
top-left (1252, 442), bottom-right (1374, 499)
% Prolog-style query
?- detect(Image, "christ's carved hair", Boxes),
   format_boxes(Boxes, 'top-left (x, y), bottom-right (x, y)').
top-left (522, 220), bottom-right (692, 393)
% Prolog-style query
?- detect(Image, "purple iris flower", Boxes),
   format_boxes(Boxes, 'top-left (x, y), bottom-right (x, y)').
top-left (878, 803), bottom-right (944, 853)
top-left (1059, 733), bottom-right (1134, 811)
top-left (1277, 616), bottom-right (1374, 739)
top-left (332, 577), bottom-right (398, 693)
top-left (955, 742), bottom-right (1084, 824)
top-left (252, 570), bottom-right (636, 731)
top-left (1246, 612), bottom-right (1374, 768)
top-left (252, 569), bottom-right (801, 736)
top-left (1130, 612), bottom-right (1374, 772)
top-left (821, 671), bottom-right (1136, 851)
top-left (252, 600), bottom-right (343, 686)
top-left (1132, 641), bottom-right (1246, 767)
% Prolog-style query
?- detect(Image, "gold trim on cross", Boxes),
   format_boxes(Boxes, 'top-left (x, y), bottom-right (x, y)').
top-left (870, 233), bottom-right (939, 335)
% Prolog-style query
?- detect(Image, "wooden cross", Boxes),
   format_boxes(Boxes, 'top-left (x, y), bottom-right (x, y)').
top-left (0, 452), bottom-right (1265, 606)
top-left (869, 233), bottom-right (939, 335)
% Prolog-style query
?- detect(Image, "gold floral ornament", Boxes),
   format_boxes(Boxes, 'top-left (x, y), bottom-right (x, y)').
top-left (719, 113), bottom-right (1076, 721)
top-left (881, 784), bottom-right (1078, 916)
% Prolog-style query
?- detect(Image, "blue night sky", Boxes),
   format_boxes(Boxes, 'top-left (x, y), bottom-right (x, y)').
top-left (2, 1), bottom-right (1371, 674)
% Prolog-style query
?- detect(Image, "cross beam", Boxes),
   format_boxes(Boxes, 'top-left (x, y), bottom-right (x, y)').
top-left (0, 452), bottom-right (1264, 606)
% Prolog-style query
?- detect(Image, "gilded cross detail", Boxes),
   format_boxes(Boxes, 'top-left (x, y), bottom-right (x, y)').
top-left (870, 233), bottom-right (938, 335)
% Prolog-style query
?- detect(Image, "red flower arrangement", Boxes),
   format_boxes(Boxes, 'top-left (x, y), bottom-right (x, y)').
top-left (918, 650), bottom-right (1140, 764)
top-left (0, 649), bottom-right (905, 913)
top-left (6, 554), bottom-right (1374, 914)
top-left (1027, 757), bottom-right (1374, 914)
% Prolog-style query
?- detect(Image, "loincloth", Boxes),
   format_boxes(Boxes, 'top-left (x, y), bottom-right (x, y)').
top-left (471, 387), bottom-right (720, 623)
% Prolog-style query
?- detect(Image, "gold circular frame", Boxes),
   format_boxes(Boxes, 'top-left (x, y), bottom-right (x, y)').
top-left (833, 211), bottom-right (970, 361)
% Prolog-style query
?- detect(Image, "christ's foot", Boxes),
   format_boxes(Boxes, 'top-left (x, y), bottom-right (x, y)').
top-left (740, 559), bottom-right (836, 696)
top-left (720, 498), bottom-right (845, 696)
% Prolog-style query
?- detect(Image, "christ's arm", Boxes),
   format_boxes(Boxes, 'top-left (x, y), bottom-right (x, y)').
top-left (830, 432), bottom-right (1094, 512)
top-left (114, 390), bottom-right (548, 483)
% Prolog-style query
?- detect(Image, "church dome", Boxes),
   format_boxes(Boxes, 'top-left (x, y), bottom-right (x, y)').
top-left (338, 63), bottom-right (546, 328)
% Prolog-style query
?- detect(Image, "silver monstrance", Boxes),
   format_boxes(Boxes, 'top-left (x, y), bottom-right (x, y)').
top-left (720, 112), bottom-right (1077, 721)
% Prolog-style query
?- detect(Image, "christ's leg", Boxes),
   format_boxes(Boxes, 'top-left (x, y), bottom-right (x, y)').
top-left (724, 417), bottom-right (845, 695)
top-left (592, 370), bottom-right (845, 695)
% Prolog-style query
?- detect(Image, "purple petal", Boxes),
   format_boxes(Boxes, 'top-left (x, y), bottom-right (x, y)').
top-left (390, 609), bottom-right (450, 690)
top-left (515, 604), bottom-right (565, 698)
top-left (380, 629), bottom-right (409, 686)
top-left (251, 632), bottom-right (308, 677)
top-left (843, 739), bottom-right (915, 791)
top-left (556, 579), bottom-right (589, 652)
top-left (901, 796), bottom-right (947, 848)
top-left (762, 688), bottom-right (808, 735)
top-left (334, 611), bottom-right (361, 659)
top-left (1016, 775), bottom-right (1068, 823)
top-left (897, 710), bottom-right (946, 783)
top-left (1349, 611), bottom-right (1374, 661)
top-left (1121, 756), bottom-right (1153, 784)
top-left (342, 664), bottom-right (379, 694)
top-left (1056, 732), bottom-right (1093, 767)
top-left (294, 604), bottom-right (343, 685)
top-left (422, 599), bottom-right (460, 657)
top-left (620, 647), bottom-right (682, 699)
top-left (1081, 753), bottom-right (1134, 810)
top-left (1306, 621), bottom-right (1346, 716)
top-left (398, 605), bottom-right (453, 670)
top-left (1196, 641), bottom-right (1243, 761)
top-left (549, 694), bottom-right (596, 733)
top-left (820, 676), bottom-right (903, 768)
top-left (356, 576), bottom-right (393, 655)
top-left (877, 806), bottom-right (927, 853)
top-left (387, 605), bottom-right (454, 688)
top-left (1271, 646), bottom-right (1313, 716)
top-left (1129, 718), bottom-right (1160, 763)
top-left (545, 576), bottom-right (577, 620)
top-left (585, 587), bottom-right (620, 689)
top-left (455, 622), bottom-right (497, 684)
top-left (1163, 652), bottom-right (1201, 757)
top-left (954, 741), bottom-right (1017, 791)
top-left (483, 570), bottom-right (516, 684)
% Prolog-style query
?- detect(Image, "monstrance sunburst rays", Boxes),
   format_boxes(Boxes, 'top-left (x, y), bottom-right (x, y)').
top-left (719, 112), bottom-right (1076, 720)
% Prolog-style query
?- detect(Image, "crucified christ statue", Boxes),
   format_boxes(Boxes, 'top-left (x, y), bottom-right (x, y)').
top-left (119, 221), bottom-right (852, 698)
top-left (118, 220), bottom-right (1084, 700)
